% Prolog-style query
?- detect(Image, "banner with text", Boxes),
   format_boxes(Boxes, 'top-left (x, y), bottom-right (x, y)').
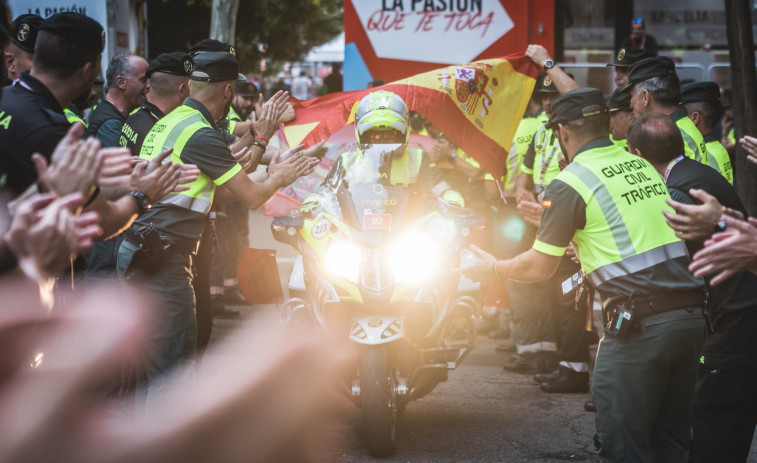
top-left (344, 0), bottom-right (553, 90)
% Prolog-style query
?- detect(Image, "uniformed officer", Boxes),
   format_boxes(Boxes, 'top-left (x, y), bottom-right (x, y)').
top-left (120, 51), bottom-right (190, 155)
top-left (681, 81), bottom-right (733, 184)
top-left (4, 14), bottom-right (41, 81)
top-left (116, 51), bottom-right (318, 406)
top-left (620, 56), bottom-right (709, 164)
top-left (463, 88), bottom-right (706, 462)
top-left (605, 47), bottom-right (655, 88)
top-left (0, 11), bottom-right (103, 197)
top-left (607, 87), bottom-right (633, 151)
top-left (210, 75), bottom-right (260, 308)
top-left (87, 53), bottom-right (149, 146)
top-left (627, 112), bottom-right (757, 463)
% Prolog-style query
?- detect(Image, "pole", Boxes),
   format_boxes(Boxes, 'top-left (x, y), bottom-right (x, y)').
top-left (724, 0), bottom-right (757, 214)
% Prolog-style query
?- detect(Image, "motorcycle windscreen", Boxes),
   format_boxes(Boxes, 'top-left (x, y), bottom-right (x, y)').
top-left (344, 144), bottom-right (410, 233)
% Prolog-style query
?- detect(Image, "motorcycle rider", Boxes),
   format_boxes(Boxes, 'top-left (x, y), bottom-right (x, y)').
top-left (304, 90), bottom-right (464, 209)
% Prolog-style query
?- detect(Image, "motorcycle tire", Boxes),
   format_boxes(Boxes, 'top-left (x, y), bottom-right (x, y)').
top-left (360, 345), bottom-right (398, 457)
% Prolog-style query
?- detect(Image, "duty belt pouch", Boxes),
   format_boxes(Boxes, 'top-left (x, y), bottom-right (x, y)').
top-left (605, 304), bottom-right (637, 338)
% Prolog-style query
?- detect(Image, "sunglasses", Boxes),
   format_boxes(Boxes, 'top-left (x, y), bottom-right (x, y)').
top-left (632, 17), bottom-right (644, 24)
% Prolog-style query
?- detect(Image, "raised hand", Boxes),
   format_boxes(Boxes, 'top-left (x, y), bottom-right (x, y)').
top-left (267, 145), bottom-right (319, 188)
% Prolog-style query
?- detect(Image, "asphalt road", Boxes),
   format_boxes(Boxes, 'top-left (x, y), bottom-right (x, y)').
top-left (203, 210), bottom-right (757, 462)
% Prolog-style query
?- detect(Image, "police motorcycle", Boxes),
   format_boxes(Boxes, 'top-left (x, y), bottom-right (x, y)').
top-left (272, 141), bottom-right (483, 457)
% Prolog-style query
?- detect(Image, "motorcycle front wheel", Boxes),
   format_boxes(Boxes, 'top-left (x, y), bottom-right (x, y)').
top-left (360, 345), bottom-right (398, 457)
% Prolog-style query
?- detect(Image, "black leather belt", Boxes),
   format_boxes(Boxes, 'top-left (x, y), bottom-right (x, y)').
top-left (629, 288), bottom-right (706, 319)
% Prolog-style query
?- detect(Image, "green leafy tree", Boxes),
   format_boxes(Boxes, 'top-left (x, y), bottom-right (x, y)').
top-left (148, 0), bottom-right (342, 73)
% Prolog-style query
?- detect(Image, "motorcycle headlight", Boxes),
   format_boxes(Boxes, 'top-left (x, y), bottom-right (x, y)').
top-left (388, 231), bottom-right (440, 285)
top-left (324, 241), bottom-right (361, 283)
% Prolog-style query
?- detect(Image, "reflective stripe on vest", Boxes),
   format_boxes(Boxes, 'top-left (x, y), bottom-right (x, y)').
top-left (140, 106), bottom-right (215, 214)
top-left (556, 143), bottom-right (683, 282)
top-left (676, 117), bottom-right (707, 165)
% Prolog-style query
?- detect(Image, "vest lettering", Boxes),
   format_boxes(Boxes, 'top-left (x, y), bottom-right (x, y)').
top-left (0, 114), bottom-right (10, 130)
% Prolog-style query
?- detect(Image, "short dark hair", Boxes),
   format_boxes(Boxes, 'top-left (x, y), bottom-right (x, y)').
top-left (33, 30), bottom-right (100, 79)
top-left (626, 112), bottom-right (685, 165)
top-left (563, 110), bottom-right (610, 139)
top-left (635, 75), bottom-right (681, 107)
top-left (684, 101), bottom-right (722, 130)
top-left (149, 72), bottom-right (187, 97)
top-left (105, 54), bottom-right (132, 91)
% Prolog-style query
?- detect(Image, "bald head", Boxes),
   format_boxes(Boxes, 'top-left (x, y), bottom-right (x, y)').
top-left (626, 112), bottom-right (684, 165)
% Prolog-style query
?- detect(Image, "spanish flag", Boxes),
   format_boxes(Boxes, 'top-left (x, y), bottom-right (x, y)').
top-left (283, 53), bottom-right (538, 177)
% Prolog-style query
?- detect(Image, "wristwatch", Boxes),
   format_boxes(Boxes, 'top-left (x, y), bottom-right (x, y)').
top-left (129, 190), bottom-right (152, 215)
top-left (544, 59), bottom-right (555, 70)
top-left (714, 219), bottom-right (727, 233)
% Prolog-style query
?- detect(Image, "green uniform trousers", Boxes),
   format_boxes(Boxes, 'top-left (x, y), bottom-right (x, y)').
top-left (593, 307), bottom-right (705, 463)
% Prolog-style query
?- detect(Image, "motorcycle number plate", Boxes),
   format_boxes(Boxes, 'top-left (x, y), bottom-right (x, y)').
top-left (311, 219), bottom-right (330, 239)
top-left (364, 213), bottom-right (391, 231)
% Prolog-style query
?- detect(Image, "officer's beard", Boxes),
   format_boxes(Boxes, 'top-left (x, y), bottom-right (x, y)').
top-left (72, 86), bottom-right (95, 112)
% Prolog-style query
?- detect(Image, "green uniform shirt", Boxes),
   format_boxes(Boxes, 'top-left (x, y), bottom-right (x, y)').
top-left (703, 133), bottom-right (733, 185)
top-left (532, 137), bottom-right (701, 308)
top-left (503, 111), bottom-right (546, 191)
top-left (226, 105), bottom-right (244, 134)
top-left (522, 120), bottom-right (563, 194)
top-left (64, 105), bottom-right (87, 127)
top-left (610, 134), bottom-right (627, 151)
top-left (670, 108), bottom-right (707, 165)
top-left (135, 97), bottom-right (242, 241)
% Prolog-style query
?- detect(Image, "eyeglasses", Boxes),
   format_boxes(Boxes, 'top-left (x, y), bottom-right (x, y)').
top-left (631, 17), bottom-right (644, 24)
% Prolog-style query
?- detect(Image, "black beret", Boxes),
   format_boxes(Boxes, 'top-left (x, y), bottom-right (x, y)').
top-left (607, 87), bottom-right (632, 112)
top-left (236, 75), bottom-right (258, 96)
top-left (11, 14), bottom-right (42, 53)
top-left (190, 51), bottom-right (238, 83)
top-left (607, 47), bottom-right (656, 68)
top-left (546, 88), bottom-right (608, 129)
top-left (39, 12), bottom-right (104, 53)
top-left (189, 38), bottom-right (236, 56)
top-left (681, 81), bottom-right (721, 105)
top-left (147, 52), bottom-right (191, 78)
top-left (619, 56), bottom-right (677, 94)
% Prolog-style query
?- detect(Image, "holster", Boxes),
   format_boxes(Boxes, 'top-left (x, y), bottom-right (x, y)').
top-left (123, 223), bottom-right (200, 263)
top-left (604, 288), bottom-right (707, 338)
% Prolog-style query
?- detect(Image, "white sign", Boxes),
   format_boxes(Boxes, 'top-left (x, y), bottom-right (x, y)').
top-left (352, 0), bottom-right (513, 64)
top-left (8, 0), bottom-right (117, 77)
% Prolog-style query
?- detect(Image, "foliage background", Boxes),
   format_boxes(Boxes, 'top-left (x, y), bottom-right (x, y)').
top-left (147, 0), bottom-right (343, 74)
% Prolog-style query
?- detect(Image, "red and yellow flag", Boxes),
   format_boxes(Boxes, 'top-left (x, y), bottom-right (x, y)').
top-left (284, 53), bottom-right (538, 177)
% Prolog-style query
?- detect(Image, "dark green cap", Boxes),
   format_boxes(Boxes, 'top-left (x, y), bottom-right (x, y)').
top-left (189, 38), bottom-right (236, 56)
top-left (535, 71), bottom-right (557, 94)
top-left (607, 47), bottom-right (656, 68)
top-left (146, 52), bottom-right (191, 78)
top-left (546, 88), bottom-right (608, 129)
top-left (11, 14), bottom-right (42, 53)
top-left (39, 12), bottom-right (104, 53)
top-left (534, 71), bottom-right (574, 94)
top-left (607, 87), bottom-right (632, 112)
top-left (681, 81), bottom-right (721, 104)
top-left (190, 51), bottom-right (238, 83)
top-left (619, 56), bottom-right (677, 94)
top-left (236, 76), bottom-right (258, 96)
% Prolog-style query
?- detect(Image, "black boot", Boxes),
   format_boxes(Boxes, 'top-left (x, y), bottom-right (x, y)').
top-left (539, 366), bottom-right (589, 393)
top-left (533, 368), bottom-right (560, 383)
